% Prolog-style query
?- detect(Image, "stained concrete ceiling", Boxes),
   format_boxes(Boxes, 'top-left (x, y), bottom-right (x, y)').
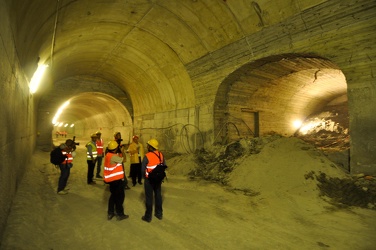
top-left (8, 0), bottom-right (347, 132)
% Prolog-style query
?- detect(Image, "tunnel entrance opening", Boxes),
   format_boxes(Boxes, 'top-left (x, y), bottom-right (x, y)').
top-left (37, 76), bottom-right (134, 149)
top-left (49, 92), bottom-right (133, 144)
top-left (214, 54), bottom-right (348, 155)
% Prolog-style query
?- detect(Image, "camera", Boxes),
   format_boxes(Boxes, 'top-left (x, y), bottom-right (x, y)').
top-left (72, 136), bottom-right (80, 146)
top-left (66, 136), bottom-right (79, 151)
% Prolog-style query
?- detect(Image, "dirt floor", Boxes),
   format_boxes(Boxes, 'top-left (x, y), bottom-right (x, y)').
top-left (1, 135), bottom-right (376, 250)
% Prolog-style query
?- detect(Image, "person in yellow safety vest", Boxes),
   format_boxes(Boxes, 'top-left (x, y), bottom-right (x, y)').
top-left (127, 135), bottom-right (145, 186)
top-left (113, 131), bottom-right (131, 190)
top-left (86, 133), bottom-right (98, 185)
top-left (95, 131), bottom-right (104, 178)
top-left (57, 139), bottom-right (75, 195)
top-left (104, 140), bottom-right (129, 221)
top-left (141, 138), bottom-right (165, 223)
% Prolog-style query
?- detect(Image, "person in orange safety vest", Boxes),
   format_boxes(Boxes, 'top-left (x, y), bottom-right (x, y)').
top-left (141, 138), bottom-right (165, 223)
top-left (95, 131), bottom-right (104, 178)
top-left (113, 131), bottom-right (131, 190)
top-left (57, 139), bottom-right (75, 195)
top-left (104, 140), bottom-right (129, 221)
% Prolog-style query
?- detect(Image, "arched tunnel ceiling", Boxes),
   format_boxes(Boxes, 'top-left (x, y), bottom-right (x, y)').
top-left (54, 92), bottom-right (131, 131)
top-left (8, 0), bottom-right (349, 132)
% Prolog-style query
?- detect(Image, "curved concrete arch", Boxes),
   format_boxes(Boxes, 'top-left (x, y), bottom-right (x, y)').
top-left (37, 76), bottom-right (132, 147)
top-left (54, 92), bottom-right (132, 142)
top-left (214, 54), bottom-right (347, 143)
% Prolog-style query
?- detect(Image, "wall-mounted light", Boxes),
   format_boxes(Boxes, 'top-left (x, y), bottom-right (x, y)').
top-left (29, 64), bottom-right (48, 94)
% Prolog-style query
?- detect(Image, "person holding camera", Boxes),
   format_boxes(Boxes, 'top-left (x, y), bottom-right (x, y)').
top-left (86, 133), bottom-right (98, 185)
top-left (57, 139), bottom-right (75, 195)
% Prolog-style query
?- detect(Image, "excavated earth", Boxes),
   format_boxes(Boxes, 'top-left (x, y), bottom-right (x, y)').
top-left (186, 134), bottom-right (376, 211)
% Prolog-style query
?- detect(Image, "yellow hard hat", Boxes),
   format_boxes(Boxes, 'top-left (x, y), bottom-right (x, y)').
top-left (107, 141), bottom-right (118, 150)
top-left (96, 131), bottom-right (102, 135)
top-left (91, 133), bottom-right (97, 138)
top-left (147, 138), bottom-right (159, 149)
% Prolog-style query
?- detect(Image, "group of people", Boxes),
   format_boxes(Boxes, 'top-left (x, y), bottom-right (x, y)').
top-left (55, 131), bottom-right (166, 223)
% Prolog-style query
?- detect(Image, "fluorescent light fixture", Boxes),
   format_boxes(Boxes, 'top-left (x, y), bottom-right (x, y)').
top-left (64, 123), bottom-right (68, 127)
top-left (70, 124), bottom-right (75, 127)
top-left (52, 101), bottom-right (70, 124)
top-left (30, 64), bottom-right (48, 94)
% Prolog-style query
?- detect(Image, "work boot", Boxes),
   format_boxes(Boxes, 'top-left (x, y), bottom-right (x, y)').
top-left (141, 216), bottom-right (151, 223)
top-left (57, 190), bottom-right (68, 195)
top-left (96, 174), bottom-right (102, 178)
top-left (107, 214), bottom-right (115, 221)
top-left (154, 214), bottom-right (163, 220)
top-left (117, 214), bottom-right (129, 221)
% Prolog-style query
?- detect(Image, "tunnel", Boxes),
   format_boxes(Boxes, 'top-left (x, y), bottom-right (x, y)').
top-left (1, 0), bottom-right (375, 244)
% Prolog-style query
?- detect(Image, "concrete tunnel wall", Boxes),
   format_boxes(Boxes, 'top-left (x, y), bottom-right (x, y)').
top-left (1, 0), bottom-right (376, 240)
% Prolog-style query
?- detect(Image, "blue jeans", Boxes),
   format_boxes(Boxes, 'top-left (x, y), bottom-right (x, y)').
top-left (57, 163), bottom-right (72, 192)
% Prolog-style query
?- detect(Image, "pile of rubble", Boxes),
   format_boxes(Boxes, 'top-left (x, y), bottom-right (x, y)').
top-left (188, 135), bottom-right (376, 210)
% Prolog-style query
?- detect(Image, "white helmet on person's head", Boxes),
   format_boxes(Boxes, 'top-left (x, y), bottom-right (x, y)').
top-left (147, 138), bottom-right (159, 150)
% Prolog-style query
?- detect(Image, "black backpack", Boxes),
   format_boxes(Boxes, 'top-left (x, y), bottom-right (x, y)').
top-left (148, 152), bottom-right (167, 184)
top-left (50, 147), bottom-right (67, 166)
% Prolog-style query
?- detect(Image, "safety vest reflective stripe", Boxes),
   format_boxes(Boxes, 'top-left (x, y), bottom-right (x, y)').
top-left (145, 150), bottom-right (163, 178)
top-left (86, 142), bottom-right (98, 159)
top-left (145, 165), bottom-right (157, 177)
top-left (96, 139), bottom-right (104, 154)
top-left (104, 163), bottom-right (124, 181)
top-left (86, 151), bottom-right (98, 158)
top-left (104, 153), bottom-right (124, 182)
top-left (62, 151), bottom-right (73, 163)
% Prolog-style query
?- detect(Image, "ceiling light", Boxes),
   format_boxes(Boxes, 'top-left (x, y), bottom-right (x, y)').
top-left (52, 101), bottom-right (70, 124)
